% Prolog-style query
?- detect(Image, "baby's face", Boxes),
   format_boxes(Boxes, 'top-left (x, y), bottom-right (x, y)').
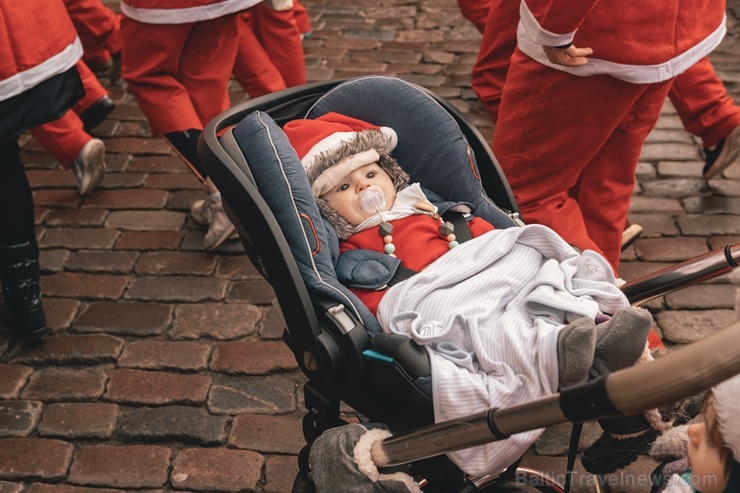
top-left (687, 420), bottom-right (728, 493)
top-left (321, 162), bottom-right (396, 226)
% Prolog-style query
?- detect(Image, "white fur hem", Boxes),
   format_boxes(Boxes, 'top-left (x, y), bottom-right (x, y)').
top-left (353, 428), bottom-right (423, 493)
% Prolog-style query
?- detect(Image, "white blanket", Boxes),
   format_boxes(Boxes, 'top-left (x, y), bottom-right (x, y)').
top-left (376, 224), bottom-right (630, 476)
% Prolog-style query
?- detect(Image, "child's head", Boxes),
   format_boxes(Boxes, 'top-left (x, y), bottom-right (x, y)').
top-left (687, 374), bottom-right (740, 492)
top-left (284, 112), bottom-right (409, 239)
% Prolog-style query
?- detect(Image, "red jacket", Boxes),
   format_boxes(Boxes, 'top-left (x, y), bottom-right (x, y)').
top-left (0, 0), bottom-right (82, 101)
top-left (121, 0), bottom-right (261, 23)
top-left (518, 0), bottom-right (727, 83)
top-left (340, 214), bottom-right (495, 315)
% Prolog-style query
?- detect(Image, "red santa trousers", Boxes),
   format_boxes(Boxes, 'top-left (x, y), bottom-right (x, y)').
top-left (233, 11), bottom-right (288, 97)
top-left (669, 57), bottom-right (740, 149)
top-left (293, 0), bottom-right (311, 35)
top-left (63, 0), bottom-right (122, 65)
top-left (30, 111), bottom-right (88, 170)
top-left (120, 14), bottom-right (239, 135)
top-left (493, 49), bottom-right (672, 274)
top-left (247, 2), bottom-right (306, 88)
top-left (30, 61), bottom-right (106, 168)
top-left (469, 0), bottom-right (519, 124)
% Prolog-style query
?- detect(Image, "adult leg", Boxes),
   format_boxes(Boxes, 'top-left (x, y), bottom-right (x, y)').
top-left (121, 17), bottom-right (203, 136)
top-left (30, 111), bottom-right (106, 196)
top-left (123, 15), bottom-right (238, 249)
top-left (293, 0), bottom-right (311, 36)
top-left (0, 138), bottom-right (47, 342)
top-left (471, 0), bottom-right (519, 125)
top-left (177, 15), bottom-right (240, 249)
top-left (493, 50), bottom-right (662, 273)
top-left (250, 2), bottom-right (307, 88)
top-left (121, 16), bottom-right (207, 179)
top-left (668, 57), bottom-right (740, 179)
top-left (30, 110), bottom-right (90, 169)
top-left (669, 57), bottom-right (740, 149)
top-left (232, 11), bottom-right (287, 98)
top-left (63, 0), bottom-right (122, 77)
top-left (575, 79), bottom-right (672, 272)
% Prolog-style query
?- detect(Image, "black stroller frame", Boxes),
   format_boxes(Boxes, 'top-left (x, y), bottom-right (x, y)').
top-left (200, 76), bottom-right (740, 493)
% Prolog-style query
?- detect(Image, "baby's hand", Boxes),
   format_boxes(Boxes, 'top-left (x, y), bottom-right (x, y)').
top-left (542, 44), bottom-right (593, 67)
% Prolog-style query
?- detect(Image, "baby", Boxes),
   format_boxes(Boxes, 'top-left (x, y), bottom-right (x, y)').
top-left (651, 374), bottom-right (740, 492)
top-left (283, 111), bottom-right (654, 476)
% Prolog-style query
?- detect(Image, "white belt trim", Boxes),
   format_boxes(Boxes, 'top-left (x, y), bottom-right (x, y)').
top-left (0, 37), bottom-right (82, 102)
top-left (121, 0), bottom-right (261, 24)
top-left (517, 15), bottom-right (727, 84)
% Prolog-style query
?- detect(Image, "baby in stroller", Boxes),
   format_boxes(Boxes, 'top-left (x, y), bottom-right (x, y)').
top-left (650, 373), bottom-right (740, 493)
top-left (281, 111), bottom-right (658, 488)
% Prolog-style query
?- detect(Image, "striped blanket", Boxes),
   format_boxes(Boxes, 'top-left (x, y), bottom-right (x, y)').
top-left (376, 223), bottom-right (629, 475)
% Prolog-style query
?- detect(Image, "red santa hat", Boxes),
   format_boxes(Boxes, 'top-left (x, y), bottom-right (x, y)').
top-left (283, 112), bottom-right (400, 198)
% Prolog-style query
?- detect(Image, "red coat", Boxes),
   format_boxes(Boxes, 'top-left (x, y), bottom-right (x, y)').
top-left (121, 0), bottom-right (261, 23)
top-left (340, 214), bottom-right (495, 315)
top-left (0, 0), bottom-right (82, 101)
top-left (518, 0), bottom-right (727, 83)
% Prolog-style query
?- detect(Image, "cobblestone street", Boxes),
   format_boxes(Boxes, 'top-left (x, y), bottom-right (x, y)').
top-left (1, 1), bottom-right (739, 492)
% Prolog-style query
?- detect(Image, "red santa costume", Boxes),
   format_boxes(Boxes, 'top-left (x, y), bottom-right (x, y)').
top-left (466, 0), bottom-right (740, 143)
top-left (491, 1), bottom-right (726, 273)
top-left (30, 61), bottom-right (108, 169)
top-left (63, 0), bottom-right (122, 70)
top-left (670, 56), bottom-right (740, 151)
top-left (120, 0), bottom-right (259, 136)
top-left (0, 1), bottom-right (82, 109)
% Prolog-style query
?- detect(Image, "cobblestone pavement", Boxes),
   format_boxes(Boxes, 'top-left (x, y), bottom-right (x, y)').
top-left (1, 1), bottom-right (739, 492)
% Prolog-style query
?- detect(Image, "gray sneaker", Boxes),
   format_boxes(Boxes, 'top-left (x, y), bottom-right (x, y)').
top-left (191, 197), bottom-right (238, 250)
top-left (71, 138), bottom-right (106, 196)
top-left (190, 198), bottom-right (211, 226)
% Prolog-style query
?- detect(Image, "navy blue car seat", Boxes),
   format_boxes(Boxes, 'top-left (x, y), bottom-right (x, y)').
top-left (200, 76), bottom-right (546, 492)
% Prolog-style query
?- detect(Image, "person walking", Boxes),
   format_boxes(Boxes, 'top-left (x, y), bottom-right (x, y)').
top-left (120, 0), bottom-right (259, 250)
top-left (0, 0), bottom-right (86, 342)
top-left (488, 0), bottom-right (727, 275)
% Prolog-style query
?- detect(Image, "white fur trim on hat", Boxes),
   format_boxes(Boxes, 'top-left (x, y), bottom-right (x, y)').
top-left (713, 374), bottom-right (740, 462)
top-left (301, 127), bottom-right (397, 169)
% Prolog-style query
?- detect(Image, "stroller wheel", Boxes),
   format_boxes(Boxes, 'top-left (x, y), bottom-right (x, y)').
top-left (472, 467), bottom-right (569, 493)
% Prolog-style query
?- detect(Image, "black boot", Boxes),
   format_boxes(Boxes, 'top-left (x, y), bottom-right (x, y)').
top-left (80, 95), bottom-right (116, 132)
top-left (0, 241), bottom-right (47, 342)
top-left (162, 129), bottom-right (206, 181)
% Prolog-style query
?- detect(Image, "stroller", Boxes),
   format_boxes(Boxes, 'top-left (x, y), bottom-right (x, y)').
top-left (199, 76), bottom-right (740, 492)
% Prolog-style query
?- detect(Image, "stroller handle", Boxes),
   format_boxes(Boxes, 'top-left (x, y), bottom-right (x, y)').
top-left (372, 318), bottom-right (740, 468)
top-left (622, 243), bottom-right (739, 306)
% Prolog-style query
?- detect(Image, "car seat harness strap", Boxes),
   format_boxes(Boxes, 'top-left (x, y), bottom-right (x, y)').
top-left (386, 210), bottom-right (472, 287)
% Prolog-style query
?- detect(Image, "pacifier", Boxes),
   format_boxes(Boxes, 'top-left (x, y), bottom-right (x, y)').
top-left (353, 185), bottom-right (387, 215)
